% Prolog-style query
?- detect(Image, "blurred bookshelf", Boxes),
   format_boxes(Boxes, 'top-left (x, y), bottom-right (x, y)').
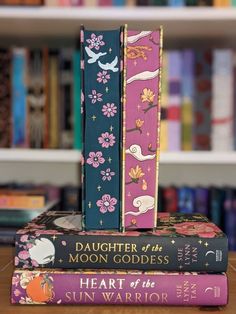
top-left (0, 6), bottom-right (236, 187)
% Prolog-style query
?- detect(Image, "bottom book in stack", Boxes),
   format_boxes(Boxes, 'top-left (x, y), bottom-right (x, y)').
top-left (11, 211), bottom-right (228, 306)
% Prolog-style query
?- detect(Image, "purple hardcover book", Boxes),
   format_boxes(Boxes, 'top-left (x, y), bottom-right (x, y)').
top-left (194, 187), bottom-right (209, 216)
top-left (11, 269), bottom-right (228, 305)
top-left (167, 51), bottom-right (182, 151)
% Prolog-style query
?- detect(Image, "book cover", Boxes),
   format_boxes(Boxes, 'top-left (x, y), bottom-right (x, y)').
top-left (73, 50), bottom-right (81, 150)
top-left (81, 27), bottom-right (122, 230)
top-left (185, 0), bottom-right (197, 5)
top-left (198, 0), bottom-right (213, 5)
top-left (212, 49), bottom-right (234, 151)
top-left (27, 49), bottom-right (48, 149)
top-left (0, 49), bottom-right (11, 148)
top-left (181, 49), bottom-right (194, 151)
top-left (0, 195), bottom-right (45, 209)
top-left (11, 269), bottom-right (228, 306)
top-left (150, 0), bottom-right (168, 5)
top-left (194, 50), bottom-right (212, 150)
top-left (59, 49), bottom-right (74, 149)
top-left (194, 187), bottom-right (209, 216)
top-left (14, 211), bottom-right (228, 272)
top-left (122, 27), bottom-right (162, 230)
top-left (60, 186), bottom-right (81, 211)
top-left (99, 0), bottom-right (112, 5)
top-left (112, 0), bottom-right (125, 5)
top-left (167, 51), bottom-right (181, 151)
top-left (48, 50), bottom-right (60, 149)
top-left (12, 48), bottom-right (28, 148)
top-left (160, 51), bottom-right (168, 151)
top-left (178, 187), bottom-right (195, 214)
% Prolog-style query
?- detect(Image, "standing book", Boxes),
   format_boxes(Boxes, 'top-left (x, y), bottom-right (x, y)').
top-left (14, 211), bottom-right (228, 272)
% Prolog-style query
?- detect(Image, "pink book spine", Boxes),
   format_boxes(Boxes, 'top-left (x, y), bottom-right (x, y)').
top-left (122, 27), bottom-right (162, 230)
top-left (99, 0), bottom-right (112, 5)
top-left (11, 270), bottom-right (228, 306)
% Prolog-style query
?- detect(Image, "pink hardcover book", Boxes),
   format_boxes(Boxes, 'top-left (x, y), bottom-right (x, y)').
top-left (11, 269), bottom-right (228, 306)
top-left (122, 27), bottom-right (162, 230)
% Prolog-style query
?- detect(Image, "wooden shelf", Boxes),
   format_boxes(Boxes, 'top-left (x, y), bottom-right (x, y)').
top-left (0, 149), bottom-right (236, 164)
top-left (0, 7), bottom-right (236, 38)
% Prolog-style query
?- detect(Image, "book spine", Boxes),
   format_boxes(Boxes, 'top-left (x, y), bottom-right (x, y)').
top-left (163, 187), bottom-right (178, 212)
top-left (181, 49), bottom-right (194, 151)
top-left (0, 210), bottom-right (42, 227)
top-left (12, 48), bottom-right (28, 148)
top-left (212, 49), bottom-right (234, 151)
top-left (232, 0), bottom-right (236, 6)
top-left (15, 232), bottom-right (228, 271)
top-left (11, 269), bottom-right (228, 306)
top-left (0, 195), bottom-right (45, 209)
top-left (185, 0), bottom-right (197, 5)
top-left (99, 0), bottom-right (112, 5)
top-left (167, 0), bottom-right (184, 6)
top-left (122, 28), bottom-right (162, 229)
top-left (73, 50), bottom-right (81, 150)
top-left (210, 187), bottom-right (224, 229)
top-left (59, 49), bottom-right (74, 149)
top-left (194, 50), bottom-right (212, 150)
top-left (213, 0), bottom-right (230, 6)
top-left (194, 187), bottom-right (209, 216)
top-left (49, 51), bottom-right (60, 149)
top-left (167, 51), bottom-right (181, 151)
top-left (81, 28), bottom-right (121, 230)
top-left (43, 48), bottom-right (49, 148)
top-left (178, 187), bottom-right (195, 214)
top-left (198, 0), bottom-right (213, 5)
top-left (112, 0), bottom-right (125, 5)
top-left (0, 49), bottom-right (11, 148)
top-left (160, 51), bottom-right (168, 151)
top-left (224, 188), bottom-right (236, 251)
top-left (27, 49), bottom-right (47, 149)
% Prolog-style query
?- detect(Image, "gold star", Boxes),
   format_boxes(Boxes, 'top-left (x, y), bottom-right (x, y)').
top-left (100, 220), bottom-right (103, 226)
top-left (179, 265), bottom-right (183, 269)
top-left (134, 60), bottom-right (137, 66)
top-left (171, 240), bottom-right (175, 244)
top-left (59, 259), bottom-right (63, 263)
top-left (198, 240), bottom-right (202, 244)
top-left (105, 86), bottom-right (109, 93)
top-left (110, 125), bottom-right (114, 132)
top-left (204, 242), bottom-right (209, 247)
top-left (97, 185), bottom-right (101, 191)
top-left (109, 48), bottom-right (112, 53)
top-left (137, 104), bottom-right (141, 111)
top-left (92, 115), bottom-right (96, 121)
top-left (205, 262), bottom-right (209, 267)
top-left (108, 157), bottom-right (112, 163)
top-left (52, 235), bottom-right (57, 241)
top-left (88, 201), bottom-right (92, 208)
top-left (146, 132), bottom-right (150, 137)
top-left (127, 192), bottom-right (131, 197)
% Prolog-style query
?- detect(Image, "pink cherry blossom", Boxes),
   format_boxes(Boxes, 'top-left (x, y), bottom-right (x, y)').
top-left (31, 259), bottom-right (39, 267)
top-left (87, 151), bottom-right (105, 168)
top-left (14, 256), bottom-right (19, 266)
top-left (102, 103), bottom-right (117, 118)
top-left (86, 33), bottom-right (105, 50)
top-left (20, 235), bottom-right (28, 242)
top-left (18, 250), bottom-right (30, 260)
top-left (14, 289), bottom-right (21, 297)
top-left (96, 194), bottom-right (117, 213)
top-left (88, 90), bottom-right (103, 104)
top-left (12, 274), bottom-right (20, 286)
top-left (97, 71), bottom-right (110, 84)
top-left (100, 168), bottom-right (115, 181)
top-left (26, 243), bottom-right (33, 249)
top-left (98, 132), bottom-right (115, 148)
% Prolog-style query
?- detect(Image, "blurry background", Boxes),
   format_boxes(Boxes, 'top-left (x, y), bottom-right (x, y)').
top-left (0, 0), bottom-right (236, 249)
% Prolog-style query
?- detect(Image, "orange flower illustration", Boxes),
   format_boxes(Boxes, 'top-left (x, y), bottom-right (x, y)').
top-left (126, 165), bottom-right (144, 185)
top-left (135, 119), bottom-right (144, 129)
top-left (141, 88), bottom-right (155, 103)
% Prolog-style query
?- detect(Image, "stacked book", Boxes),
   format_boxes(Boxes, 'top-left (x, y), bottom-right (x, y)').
top-left (11, 26), bottom-right (228, 307)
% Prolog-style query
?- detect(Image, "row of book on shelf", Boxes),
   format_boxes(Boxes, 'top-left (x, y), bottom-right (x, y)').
top-left (0, 48), bottom-right (81, 150)
top-left (1, 0), bottom-right (236, 7)
top-left (1, 47), bottom-right (236, 151)
top-left (9, 26), bottom-right (229, 307)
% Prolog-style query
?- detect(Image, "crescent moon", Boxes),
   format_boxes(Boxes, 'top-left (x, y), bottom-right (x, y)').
top-left (205, 251), bottom-right (215, 256)
top-left (204, 287), bottom-right (213, 293)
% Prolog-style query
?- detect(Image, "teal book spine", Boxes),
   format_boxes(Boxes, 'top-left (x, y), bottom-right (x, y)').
top-left (73, 50), bottom-right (81, 150)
